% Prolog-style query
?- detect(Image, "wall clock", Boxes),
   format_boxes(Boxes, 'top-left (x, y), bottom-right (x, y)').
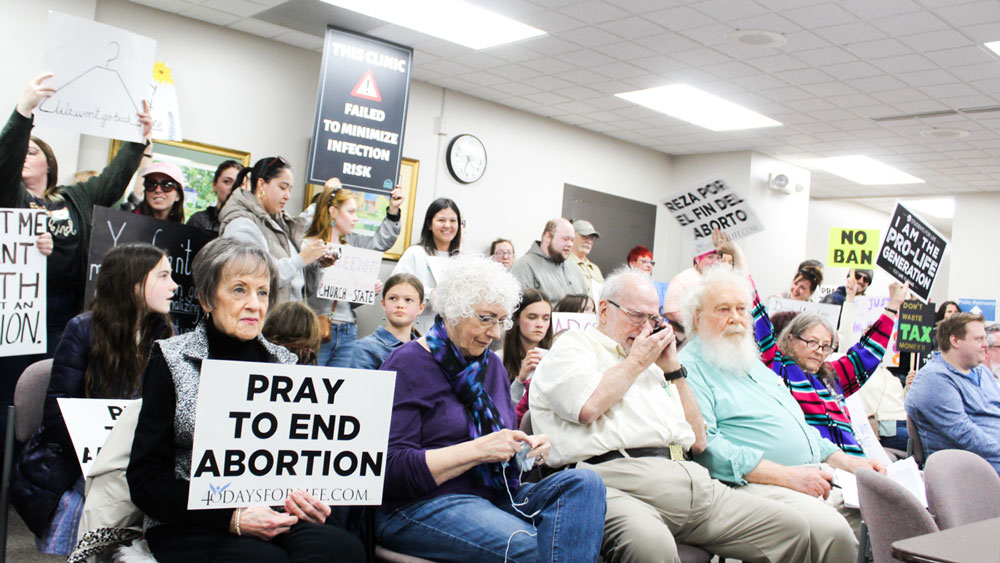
top-left (446, 134), bottom-right (487, 184)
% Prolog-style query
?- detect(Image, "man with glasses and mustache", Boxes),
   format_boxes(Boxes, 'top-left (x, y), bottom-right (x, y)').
top-left (530, 267), bottom-right (812, 563)
top-left (678, 262), bottom-right (884, 562)
top-left (511, 217), bottom-right (588, 304)
top-left (821, 269), bottom-right (873, 306)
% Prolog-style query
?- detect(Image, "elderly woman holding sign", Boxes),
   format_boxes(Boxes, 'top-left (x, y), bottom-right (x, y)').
top-left (127, 239), bottom-right (363, 562)
top-left (303, 178), bottom-right (402, 367)
top-left (377, 254), bottom-right (606, 562)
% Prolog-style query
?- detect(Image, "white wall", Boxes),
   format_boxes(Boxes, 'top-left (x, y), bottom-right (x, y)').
top-left (0, 0), bottom-right (97, 184)
top-left (948, 192), bottom-right (1000, 301)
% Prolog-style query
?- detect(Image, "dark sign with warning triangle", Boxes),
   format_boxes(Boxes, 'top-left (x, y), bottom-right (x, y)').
top-left (308, 27), bottom-right (413, 194)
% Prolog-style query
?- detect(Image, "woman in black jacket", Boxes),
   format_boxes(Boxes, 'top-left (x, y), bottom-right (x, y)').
top-left (11, 243), bottom-right (175, 555)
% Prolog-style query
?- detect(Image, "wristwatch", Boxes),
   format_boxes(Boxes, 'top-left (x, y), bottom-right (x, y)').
top-left (664, 365), bottom-right (687, 382)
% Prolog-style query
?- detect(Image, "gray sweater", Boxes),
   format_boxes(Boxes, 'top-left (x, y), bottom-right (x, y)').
top-left (510, 241), bottom-right (587, 303)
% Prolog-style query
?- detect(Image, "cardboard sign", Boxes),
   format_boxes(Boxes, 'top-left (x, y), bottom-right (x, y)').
top-left (766, 297), bottom-right (842, 331)
top-left (959, 298), bottom-right (997, 322)
top-left (843, 394), bottom-right (892, 467)
top-left (149, 61), bottom-right (182, 141)
top-left (317, 246), bottom-right (382, 305)
top-left (188, 360), bottom-right (395, 510)
top-left (828, 228), bottom-right (879, 267)
top-left (849, 296), bottom-right (892, 347)
top-left (36, 11), bottom-right (156, 142)
top-left (86, 207), bottom-right (214, 332)
top-left (552, 313), bottom-right (597, 334)
top-left (661, 176), bottom-right (764, 255)
top-left (876, 202), bottom-right (948, 303)
top-left (0, 209), bottom-right (48, 357)
top-left (308, 27), bottom-right (413, 193)
top-left (897, 300), bottom-right (936, 354)
top-left (58, 398), bottom-right (139, 477)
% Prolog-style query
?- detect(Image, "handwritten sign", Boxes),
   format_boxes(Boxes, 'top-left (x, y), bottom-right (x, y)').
top-left (86, 207), bottom-right (214, 332)
top-left (828, 228), bottom-right (879, 268)
top-left (843, 394), bottom-right (892, 467)
top-left (897, 300), bottom-right (936, 354)
top-left (149, 61), bottom-right (183, 141)
top-left (308, 27), bottom-right (413, 193)
top-left (0, 209), bottom-right (47, 357)
top-left (661, 176), bottom-right (764, 254)
top-left (188, 360), bottom-right (395, 509)
top-left (766, 297), bottom-right (842, 331)
top-left (552, 313), bottom-right (597, 334)
top-left (876, 202), bottom-right (948, 303)
top-left (37, 11), bottom-right (156, 142)
top-left (57, 398), bottom-right (139, 477)
top-left (317, 246), bottom-right (382, 305)
top-left (958, 298), bottom-right (997, 322)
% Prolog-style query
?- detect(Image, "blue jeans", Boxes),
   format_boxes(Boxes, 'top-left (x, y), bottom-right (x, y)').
top-left (375, 469), bottom-right (606, 563)
top-left (880, 420), bottom-right (910, 452)
top-left (317, 322), bottom-right (357, 367)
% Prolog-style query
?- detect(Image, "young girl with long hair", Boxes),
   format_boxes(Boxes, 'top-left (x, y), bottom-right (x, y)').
top-left (503, 288), bottom-right (553, 403)
top-left (11, 243), bottom-right (176, 554)
top-left (303, 180), bottom-right (403, 366)
top-left (351, 274), bottom-right (425, 371)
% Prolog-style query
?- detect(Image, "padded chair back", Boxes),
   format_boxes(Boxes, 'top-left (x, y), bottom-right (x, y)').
top-left (13, 359), bottom-right (52, 442)
top-left (925, 449), bottom-right (1000, 530)
top-left (374, 545), bottom-right (436, 562)
top-left (856, 467), bottom-right (938, 563)
top-left (906, 416), bottom-right (924, 468)
top-left (519, 410), bottom-right (532, 434)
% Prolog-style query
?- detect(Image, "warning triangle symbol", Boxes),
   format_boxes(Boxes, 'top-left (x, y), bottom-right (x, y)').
top-left (350, 70), bottom-right (382, 102)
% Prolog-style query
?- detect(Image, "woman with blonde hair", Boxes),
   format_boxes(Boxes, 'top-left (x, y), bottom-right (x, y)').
top-left (303, 178), bottom-right (403, 366)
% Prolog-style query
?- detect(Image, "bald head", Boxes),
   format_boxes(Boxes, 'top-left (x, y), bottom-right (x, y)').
top-left (598, 267), bottom-right (661, 351)
top-left (541, 217), bottom-right (575, 264)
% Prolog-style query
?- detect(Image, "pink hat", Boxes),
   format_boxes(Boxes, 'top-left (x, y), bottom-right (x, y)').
top-left (142, 161), bottom-right (185, 186)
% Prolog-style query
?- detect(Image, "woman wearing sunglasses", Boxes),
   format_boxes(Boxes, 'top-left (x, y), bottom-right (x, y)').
top-left (219, 156), bottom-right (327, 304)
top-left (136, 161), bottom-right (186, 222)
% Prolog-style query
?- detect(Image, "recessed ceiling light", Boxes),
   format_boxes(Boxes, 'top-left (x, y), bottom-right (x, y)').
top-left (984, 40), bottom-right (1000, 58)
top-left (615, 84), bottom-right (782, 131)
top-left (727, 29), bottom-right (787, 48)
top-left (904, 198), bottom-right (955, 219)
top-left (807, 156), bottom-right (924, 185)
top-left (920, 127), bottom-right (970, 140)
top-left (320, 0), bottom-right (545, 50)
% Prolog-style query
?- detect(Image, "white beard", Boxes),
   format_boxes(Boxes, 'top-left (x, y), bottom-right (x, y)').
top-left (699, 326), bottom-right (762, 374)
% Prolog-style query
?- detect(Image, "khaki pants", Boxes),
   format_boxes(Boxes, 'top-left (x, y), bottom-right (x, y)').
top-left (579, 457), bottom-right (811, 563)
top-left (740, 483), bottom-right (858, 563)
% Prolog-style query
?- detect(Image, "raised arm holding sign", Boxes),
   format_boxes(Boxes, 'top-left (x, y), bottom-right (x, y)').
top-left (876, 202), bottom-right (948, 303)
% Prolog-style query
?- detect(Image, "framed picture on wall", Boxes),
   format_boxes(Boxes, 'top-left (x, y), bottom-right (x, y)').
top-left (305, 157), bottom-right (419, 261)
top-left (109, 139), bottom-right (252, 221)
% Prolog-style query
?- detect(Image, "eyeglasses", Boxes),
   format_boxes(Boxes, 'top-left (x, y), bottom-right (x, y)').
top-left (795, 335), bottom-right (835, 354)
top-left (493, 250), bottom-right (514, 257)
top-left (143, 178), bottom-right (181, 193)
top-left (608, 300), bottom-right (661, 328)
top-left (475, 313), bottom-right (513, 332)
top-left (854, 272), bottom-right (872, 284)
top-left (637, 258), bottom-right (655, 266)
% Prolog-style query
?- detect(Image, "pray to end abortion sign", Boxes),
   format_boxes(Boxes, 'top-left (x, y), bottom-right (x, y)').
top-left (188, 360), bottom-right (395, 510)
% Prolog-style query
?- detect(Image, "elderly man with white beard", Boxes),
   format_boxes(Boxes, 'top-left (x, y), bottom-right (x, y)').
top-left (530, 268), bottom-right (812, 563)
top-left (679, 264), bottom-right (881, 563)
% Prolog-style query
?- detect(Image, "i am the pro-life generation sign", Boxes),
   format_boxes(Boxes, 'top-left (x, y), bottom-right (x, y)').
top-left (661, 176), bottom-right (764, 255)
top-left (188, 360), bottom-right (395, 510)
top-left (876, 203), bottom-right (948, 303)
top-left (0, 209), bottom-right (47, 356)
top-left (308, 27), bottom-right (413, 194)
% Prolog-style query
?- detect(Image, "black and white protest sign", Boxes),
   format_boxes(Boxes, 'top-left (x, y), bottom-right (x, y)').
top-left (188, 360), bottom-right (395, 510)
top-left (86, 206), bottom-right (214, 332)
top-left (58, 398), bottom-right (139, 476)
top-left (662, 176), bottom-right (764, 254)
top-left (876, 202), bottom-right (948, 303)
top-left (317, 246), bottom-right (382, 305)
top-left (897, 299), bottom-right (936, 354)
top-left (308, 27), bottom-right (413, 193)
top-left (0, 209), bottom-right (47, 356)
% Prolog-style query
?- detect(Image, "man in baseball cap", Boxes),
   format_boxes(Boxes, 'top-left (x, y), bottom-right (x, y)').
top-left (571, 219), bottom-right (603, 295)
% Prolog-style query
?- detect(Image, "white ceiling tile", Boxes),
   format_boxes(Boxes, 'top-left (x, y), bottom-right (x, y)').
top-left (524, 74), bottom-right (576, 90)
top-left (521, 56), bottom-right (576, 74)
top-left (845, 38), bottom-right (913, 59)
top-left (557, 68), bottom-right (611, 85)
top-left (518, 10), bottom-right (587, 33)
top-left (599, 16), bottom-right (665, 39)
top-left (606, 42), bottom-right (659, 60)
top-left (131, 0), bottom-right (193, 12)
top-left (869, 53), bottom-right (937, 73)
top-left (556, 49), bottom-right (618, 67)
top-left (924, 46), bottom-right (996, 67)
top-left (645, 5), bottom-right (716, 30)
top-left (179, 4), bottom-right (241, 25)
top-left (452, 52), bottom-right (508, 70)
top-left (813, 21), bottom-right (887, 45)
top-left (821, 61), bottom-right (883, 80)
top-left (748, 53), bottom-right (809, 73)
top-left (490, 64), bottom-right (543, 81)
top-left (677, 24), bottom-right (740, 47)
top-left (691, 0), bottom-right (769, 19)
top-left (669, 48), bottom-right (732, 67)
top-left (519, 35), bottom-right (581, 56)
top-left (794, 46), bottom-right (859, 67)
top-left (201, 0), bottom-right (266, 17)
top-left (559, 26), bottom-right (622, 47)
top-left (799, 81), bottom-right (859, 96)
top-left (415, 58), bottom-right (477, 76)
top-left (845, 75), bottom-right (910, 92)
top-left (947, 62), bottom-right (1000, 82)
top-left (523, 91), bottom-right (574, 105)
top-left (956, 22), bottom-right (1000, 43)
top-left (920, 82), bottom-right (982, 99)
top-left (700, 60), bottom-right (761, 79)
top-left (871, 88), bottom-right (933, 104)
top-left (839, 0), bottom-right (923, 19)
top-left (273, 29), bottom-right (324, 50)
top-left (591, 61), bottom-right (649, 79)
top-left (229, 17), bottom-right (288, 38)
top-left (486, 44), bottom-right (544, 62)
top-left (934, 0), bottom-right (1000, 27)
top-left (775, 67), bottom-right (835, 85)
top-left (726, 12), bottom-right (801, 34)
top-left (492, 82), bottom-right (542, 96)
top-left (558, 0), bottom-right (631, 24)
top-left (603, 0), bottom-right (670, 13)
top-left (641, 32), bottom-right (702, 54)
top-left (458, 71), bottom-right (509, 87)
top-left (896, 69), bottom-right (959, 87)
top-left (901, 30), bottom-right (976, 53)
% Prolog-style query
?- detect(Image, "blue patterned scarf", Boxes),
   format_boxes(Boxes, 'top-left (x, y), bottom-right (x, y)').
top-left (426, 316), bottom-right (508, 491)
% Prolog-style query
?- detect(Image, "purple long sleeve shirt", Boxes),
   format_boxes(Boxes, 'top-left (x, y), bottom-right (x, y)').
top-left (380, 340), bottom-right (516, 511)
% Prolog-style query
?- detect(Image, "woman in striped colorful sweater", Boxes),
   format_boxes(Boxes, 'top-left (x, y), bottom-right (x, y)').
top-left (752, 280), bottom-right (907, 456)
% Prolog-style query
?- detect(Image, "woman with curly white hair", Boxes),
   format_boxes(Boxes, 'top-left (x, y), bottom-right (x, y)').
top-left (376, 254), bottom-right (606, 562)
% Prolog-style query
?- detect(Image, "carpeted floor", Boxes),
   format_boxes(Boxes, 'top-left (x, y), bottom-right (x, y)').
top-left (5, 507), bottom-right (63, 563)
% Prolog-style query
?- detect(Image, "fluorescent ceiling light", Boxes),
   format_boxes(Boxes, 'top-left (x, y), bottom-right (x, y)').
top-left (985, 40), bottom-right (1000, 58)
top-left (904, 198), bottom-right (955, 219)
top-left (321, 0), bottom-right (545, 49)
top-left (615, 84), bottom-right (782, 131)
top-left (807, 156), bottom-right (924, 185)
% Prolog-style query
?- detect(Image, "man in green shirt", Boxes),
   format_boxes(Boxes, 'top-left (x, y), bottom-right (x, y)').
top-left (678, 266), bottom-right (883, 563)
